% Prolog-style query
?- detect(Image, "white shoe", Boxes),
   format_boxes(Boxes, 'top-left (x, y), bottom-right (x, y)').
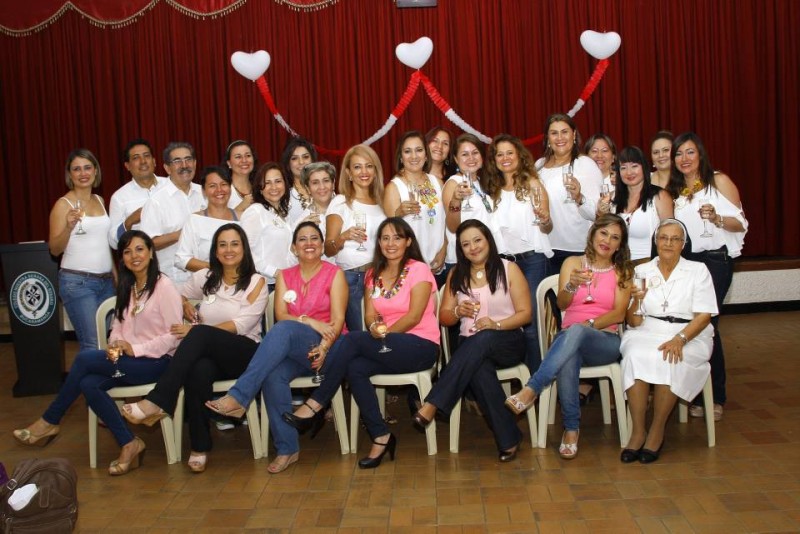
top-left (215, 420), bottom-right (235, 431)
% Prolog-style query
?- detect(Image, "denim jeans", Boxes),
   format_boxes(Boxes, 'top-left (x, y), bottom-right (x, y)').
top-left (526, 324), bottom-right (620, 431)
top-left (58, 270), bottom-right (115, 352)
top-left (343, 270), bottom-right (366, 331)
top-left (515, 252), bottom-right (548, 372)
top-left (42, 349), bottom-right (169, 447)
top-left (261, 358), bottom-right (314, 455)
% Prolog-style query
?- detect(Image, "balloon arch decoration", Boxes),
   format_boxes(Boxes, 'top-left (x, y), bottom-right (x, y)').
top-left (231, 31), bottom-right (622, 156)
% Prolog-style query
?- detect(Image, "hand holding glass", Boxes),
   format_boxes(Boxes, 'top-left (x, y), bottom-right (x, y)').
top-left (107, 341), bottom-right (125, 378)
top-left (633, 273), bottom-right (647, 316)
top-left (307, 343), bottom-right (325, 383)
top-left (354, 213), bottom-right (367, 251)
top-left (374, 312), bottom-right (392, 353)
top-left (699, 201), bottom-right (714, 237)
top-left (461, 173), bottom-right (474, 211)
top-left (467, 292), bottom-right (482, 332)
top-left (530, 186), bottom-right (542, 225)
top-left (407, 185), bottom-right (422, 220)
top-left (75, 199), bottom-right (87, 235)
top-left (581, 259), bottom-right (595, 303)
top-left (562, 165), bottom-right (575, 203)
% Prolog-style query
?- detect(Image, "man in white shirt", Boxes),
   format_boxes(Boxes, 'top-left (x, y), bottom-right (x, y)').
top-left (140, 142), bottom-right (206, 286)
top-left (107, 139), bottom-right (168, 249)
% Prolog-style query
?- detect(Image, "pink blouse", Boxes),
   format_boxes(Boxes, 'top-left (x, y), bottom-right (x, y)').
top-left (108, 275), bottom-right (183, 358)
top-left (367, 259), bottom-right (440, 344)
top-left (282, 262), bottom-right (346, 333)
top-left (563, 268), bottom-right (619, 331)
top-left (456, 259), bottom-right (518, 337)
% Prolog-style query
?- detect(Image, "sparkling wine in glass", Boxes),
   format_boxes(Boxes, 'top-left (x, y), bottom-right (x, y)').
top-left (354, 212), bottom-right (367, 251)
top-left (467, 291), bottom-right (482, 332)
top-left (633, 273), bottom-right (647, 316)
top-left (530, 186), bottom-right (542, 226)
top-left (699, 200), bottom-right (714, 238)
top-left (75, 199), bottom-right (87, 235)
top-left (374, 312), bottom-right (392, 353)
top-left (407, 185), bottom-right (422, 220)
top-left (107, 341), bottom-right (125, 378)
top-left (582, 258), bottom-right (595, 303)
top-left (191, 303), bottom-right (202, 325)
top-left (462, 172), bottom-right (474, 211)
top-left (307, 343), bottom-right (325, 383)
top-left (562, 165), bottom-right (575, 204)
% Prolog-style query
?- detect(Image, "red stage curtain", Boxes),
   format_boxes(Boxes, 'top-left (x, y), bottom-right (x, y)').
top-left (0, 0), bottom-right (797, 256)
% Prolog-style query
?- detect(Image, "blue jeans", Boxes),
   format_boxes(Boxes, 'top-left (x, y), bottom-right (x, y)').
top-left (58, 270), bottom-right (115, 352)
top-left (526, 325), bottom-right (620, 431)
top-left (515, 252), bottom-right (548, 372)
top-left (311, 331), bottom-right (438, 440)
top-left (42, 349), bottom-right (169, 447)
top-left (343, 270), bottom-right (366, 331)
top-left (261, 358), bottom-right (314, 455)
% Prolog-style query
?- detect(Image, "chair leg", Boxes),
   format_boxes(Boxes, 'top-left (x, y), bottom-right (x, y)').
top-left (330, 387), bottom-right (350, 455)
top-left (245, 399), bottom-right (262, 459)
top-left (678, 399), bottom-right (688, 423)
top-left (547, 383), bottom-right (558, 425)
top-left (599, 379), bottom-right (612, 425)
top-left (417, 375), bottom-right (437, 455)
top-left (260, 393), bottom-right (269, 459)
top-left (173, 389), bottom-right (185, 462)
top-left (376, 387), bottom-right (386, 418)
top-left (160, 416), bottom-right (178, 465)
top-left (536, 385), bottom-right (553, 448)
top-left (349, 396), bottom-right (360, 454)
top-left (702, 378), bottom-right (716, 447)
top-left (449, 398), bottom-right (462, 453)
top-left (88, 408), bottom-right (98, 468)
top-left (609, 367), bottom-right (628, 448)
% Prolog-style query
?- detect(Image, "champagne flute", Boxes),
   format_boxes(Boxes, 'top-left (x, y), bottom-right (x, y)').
top-left (307, 343), bottom-right (325, 383)
top-left (407, 185), bottom-right (422, 220)
top-left (107, 341), bottom-right (125, 378)
top-left (467, 291), bottom-right (482, 332)
top-left (699, 199), bottom-right (714, 238)
top-left (75, 199), bottom-right (87, 235)
top-left (562, 165), bottom-right (575, 204)
top-left (582, 258), bottom-right (595, 303)
top-left (530, 186), bottom-right (542, 226)
top-left (633, 272), bottom-right (647, 316)
top-left (354, 212), bottom-right (367, 251)
top-left (191, 303), bottom-right (202, 325)
top-left (374, 312), bottom-right (392, 353)
top-left (462, 172), bottom-right (474, 211)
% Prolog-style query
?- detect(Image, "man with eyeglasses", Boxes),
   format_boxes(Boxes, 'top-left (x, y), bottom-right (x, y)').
top-left (140, 142), bottom-right (206, 286)
top-left (107, 139), bottom-right (168, 249)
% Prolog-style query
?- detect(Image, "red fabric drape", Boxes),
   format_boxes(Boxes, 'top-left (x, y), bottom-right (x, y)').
top-left (0, 0), bottom-right (798, 255)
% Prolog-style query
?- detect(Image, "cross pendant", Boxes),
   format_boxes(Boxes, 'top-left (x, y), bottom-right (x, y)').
top-left (661, 300), bottom-right (668, 313)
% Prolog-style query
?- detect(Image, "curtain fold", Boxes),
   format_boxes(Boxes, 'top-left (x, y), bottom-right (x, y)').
top-left (0, 0), bottom-right (797, 255)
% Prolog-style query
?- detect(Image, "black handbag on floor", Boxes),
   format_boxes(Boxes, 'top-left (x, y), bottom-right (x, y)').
top-left (0, 458), bottom-right (78, 533)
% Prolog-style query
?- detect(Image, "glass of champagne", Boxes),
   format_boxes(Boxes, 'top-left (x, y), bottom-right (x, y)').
top-left (633, 272), bottom-right (647, 316)
top-left (562, 165), bottom-right (575, 204)
top-left (462, 172), bottom-right (474, 211)
top-left (407, 185), bottom-right (422, 220)
top-left (530, 186), bottom-right (542, 226)
top-left (307, 343), bottom-right (325, 383)
top-left (354, 212), bottom-right (367, 251)
top-left (75, 199), bottom-right (87, 235)
top-left (699, 199), bottom-right (714, 237)
top-left (582, 257), bottom-right (595, 303)
top-left (374, 312), bottom-right (392, 353)
top-left (107, 341), bottom-right (125, 378)
top-left (467, 291), bottom-right (481, 332)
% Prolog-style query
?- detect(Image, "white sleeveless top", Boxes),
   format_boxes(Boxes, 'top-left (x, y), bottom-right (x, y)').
top-left (674, 183), bottom-right (748, 258)
top-left (391, 174), bottom-right (445, 265)
top-left (620, 199), bottom-right (661, 261)
top-left (493, 189), bottom-right (553, 257)
top-left (61, 195), bottom-right (113, 274)
top-left (444, 174), bottom-right (499, 264)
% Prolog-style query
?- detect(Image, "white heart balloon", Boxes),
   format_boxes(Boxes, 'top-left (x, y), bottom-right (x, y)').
top-left (231, 50), bottom-right (271, 81)
top-left (579, 31), bottom-right (621, 60)
top-left (395, 37), bottom-right (434, 70)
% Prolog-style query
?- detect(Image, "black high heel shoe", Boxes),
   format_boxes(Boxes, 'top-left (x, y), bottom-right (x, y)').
top-left (411, 411), bottom-right (432, 433)
top-left (358, 433), bottom-right (397, 469)
top-left (282, 402), bottom-right (325, 439)
top-left (639, 439), bottom-right (665, 464)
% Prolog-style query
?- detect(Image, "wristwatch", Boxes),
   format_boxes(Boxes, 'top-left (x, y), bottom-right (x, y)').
top-left (588, 319), bottom-right (595, 329)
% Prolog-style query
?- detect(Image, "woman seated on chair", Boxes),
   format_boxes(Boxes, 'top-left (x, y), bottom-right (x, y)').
top-left (619, 218), bottom-right (716, 464)
top-left (504, 213), bottom-right (633, 459)
top-left (204, 221), bottom-right (348, 474)
top-left (412, 219), bottom-right (532, 461)
top-left (13, 230), bottom-right (182, 476)
top-left (283, 217), bottom-right (440, 469)
top-left (122, 224), bottom-right (268, 473)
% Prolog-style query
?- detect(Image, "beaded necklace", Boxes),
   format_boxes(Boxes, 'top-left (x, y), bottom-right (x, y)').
top-left (375, 267), bottom-right (410, 299)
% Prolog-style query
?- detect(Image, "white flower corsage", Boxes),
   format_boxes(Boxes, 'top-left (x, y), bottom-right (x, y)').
top-left (204, 294), bottom-right (216, 305)
top-left (648, 277), bottom-right (661, 289)
top-left (283, 290), bottom-right (297, 304)
top-left (371, 287), bottom-right (381, 299)
top-left (674, 196), bottom-right (688, 210)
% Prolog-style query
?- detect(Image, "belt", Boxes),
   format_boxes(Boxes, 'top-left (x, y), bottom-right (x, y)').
top-left (60, 268), bottom-right (113, 279)
top-left (693, 246), bottom-right (729, 261)
top-left (345, 263), bottom-right (372, 273)
top-left (647, 315), bottom-right (691, 324)
top-left (499, 250), bottom-right (539, 262)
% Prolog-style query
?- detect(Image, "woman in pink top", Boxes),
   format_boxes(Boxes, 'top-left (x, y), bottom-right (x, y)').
top-left (505, 214), bottom-right (633, 459)
top-left (122, 224), bottom-right (267, 473)
top-left (413, 220), bottom-right (532, 461)
top-left (14, 230), bottom-right (182, 476)
top-left (284, 217), bottom-right (440, 469)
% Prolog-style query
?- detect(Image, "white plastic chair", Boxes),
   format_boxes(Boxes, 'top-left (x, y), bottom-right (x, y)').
top-left (88, 297), bottom-right (180, 467)
top-left (350, 289), bottom-right (441, 455)
top-left (260, 291), bottom-right (350, 458)
top-left (676, 376), bottom-right (715, 447)
top-left (535, 275), bottom-right (629, 449)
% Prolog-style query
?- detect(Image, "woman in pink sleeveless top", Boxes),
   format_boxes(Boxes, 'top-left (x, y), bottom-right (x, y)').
top-left (505, 214), bottom-right (633, 459)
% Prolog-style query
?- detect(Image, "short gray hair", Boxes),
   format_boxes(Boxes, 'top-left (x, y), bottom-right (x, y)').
top-left (301, 161), bottom-right (336, 189)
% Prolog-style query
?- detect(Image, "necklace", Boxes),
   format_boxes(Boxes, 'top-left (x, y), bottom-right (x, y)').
top-left (232, 182), bottom-right (251, 200)
top-left (656, 260), bottom-right (678, 312)
top-left (132, 281), bottom-right (147, 315)
top-left (376, 267), bottom-right (410, 299)
top-left (471, 266), bottom-right (486, 280)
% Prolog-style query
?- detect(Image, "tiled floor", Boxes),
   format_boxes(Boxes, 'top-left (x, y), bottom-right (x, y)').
top-left (1, 311), bottom-right (799, 533)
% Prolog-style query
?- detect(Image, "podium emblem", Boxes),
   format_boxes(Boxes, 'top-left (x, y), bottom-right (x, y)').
top-left (10, 271), bottom-right (56, 327)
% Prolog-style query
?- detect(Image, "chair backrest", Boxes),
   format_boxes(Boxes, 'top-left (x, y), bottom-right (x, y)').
top-left (535, 274), bottom-right (561, 356)
top-left (95, 296), bottom-right (117, 350)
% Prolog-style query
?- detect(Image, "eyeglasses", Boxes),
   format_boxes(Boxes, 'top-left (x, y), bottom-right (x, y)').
top-left (656, 235), bottom-right (684, 245)
top-left (168, 156), bottom-right (196, 166)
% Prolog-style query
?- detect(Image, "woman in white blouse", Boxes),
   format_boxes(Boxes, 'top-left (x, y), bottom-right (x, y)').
top-left (293, 161), bottom-right (337, 239)
top-left (224, 140), bottom-right (256, 214)
top-left (175, 166), bottom-right (239, 273)
top-left (324, 145), bottom-right (386, 331)
top-left (123, 224), bottom-right (268, 473)
top-left (240, 162), bottom-right (296, 287)
top-left (535, 113), bottom-right (603, 275)
top-left (383, 130), bottom-right (447, 275)
top-left (281, 137), bottom-right (319, 224)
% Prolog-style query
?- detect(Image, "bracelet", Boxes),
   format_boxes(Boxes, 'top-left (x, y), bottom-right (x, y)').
top-left (299, 314), bottom-right (308, 324)
top-left (715, 215), bottom-right (724, 228)
top-left (564, 282), bottom-right (578, 294)
top-left (448, 204), bottom-right (462, 212)
top-left (495, 321), bottom-right (501, 330)
top-left (453, 305), bottom-right (460, 318)
top-left (328, 238), bottom-right (340, 251)
top-left (676, 332), bottom-right (688, 345)
top-left (368, 321), bottom-right (377, 331)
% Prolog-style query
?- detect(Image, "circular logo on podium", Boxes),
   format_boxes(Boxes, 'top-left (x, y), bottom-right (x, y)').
top-left (10, 271), bottom-right (57, 327)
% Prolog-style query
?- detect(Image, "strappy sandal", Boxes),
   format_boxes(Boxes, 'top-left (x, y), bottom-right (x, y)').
top-left (505, 388), bottom-right (536, 415)
top-left (122, 402), bottom-right (166, 427)
top-left (205, 395), bottom-right (246, 419)
top-left (559, 430), bottom-right (579, 460)
top-left (109, 437), bottom-right (146, 476)
top-left (188, 452), bottom-right (207, 473)
top-left (267, 452), bottom-right (299, 474)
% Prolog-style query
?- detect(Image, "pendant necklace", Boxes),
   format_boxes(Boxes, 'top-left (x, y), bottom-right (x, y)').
top-left (132, 281), bottom-right (147, 315)
top-left (656, 262), bottom-right (676, 313)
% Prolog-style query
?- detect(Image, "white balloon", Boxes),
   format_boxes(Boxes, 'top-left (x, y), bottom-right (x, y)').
top-left (579, 31), bottom-right (621, 60)
top-left (231, 50), bottom-right (271, 81)
top-left (395, 37), bottom-right (434, 70)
